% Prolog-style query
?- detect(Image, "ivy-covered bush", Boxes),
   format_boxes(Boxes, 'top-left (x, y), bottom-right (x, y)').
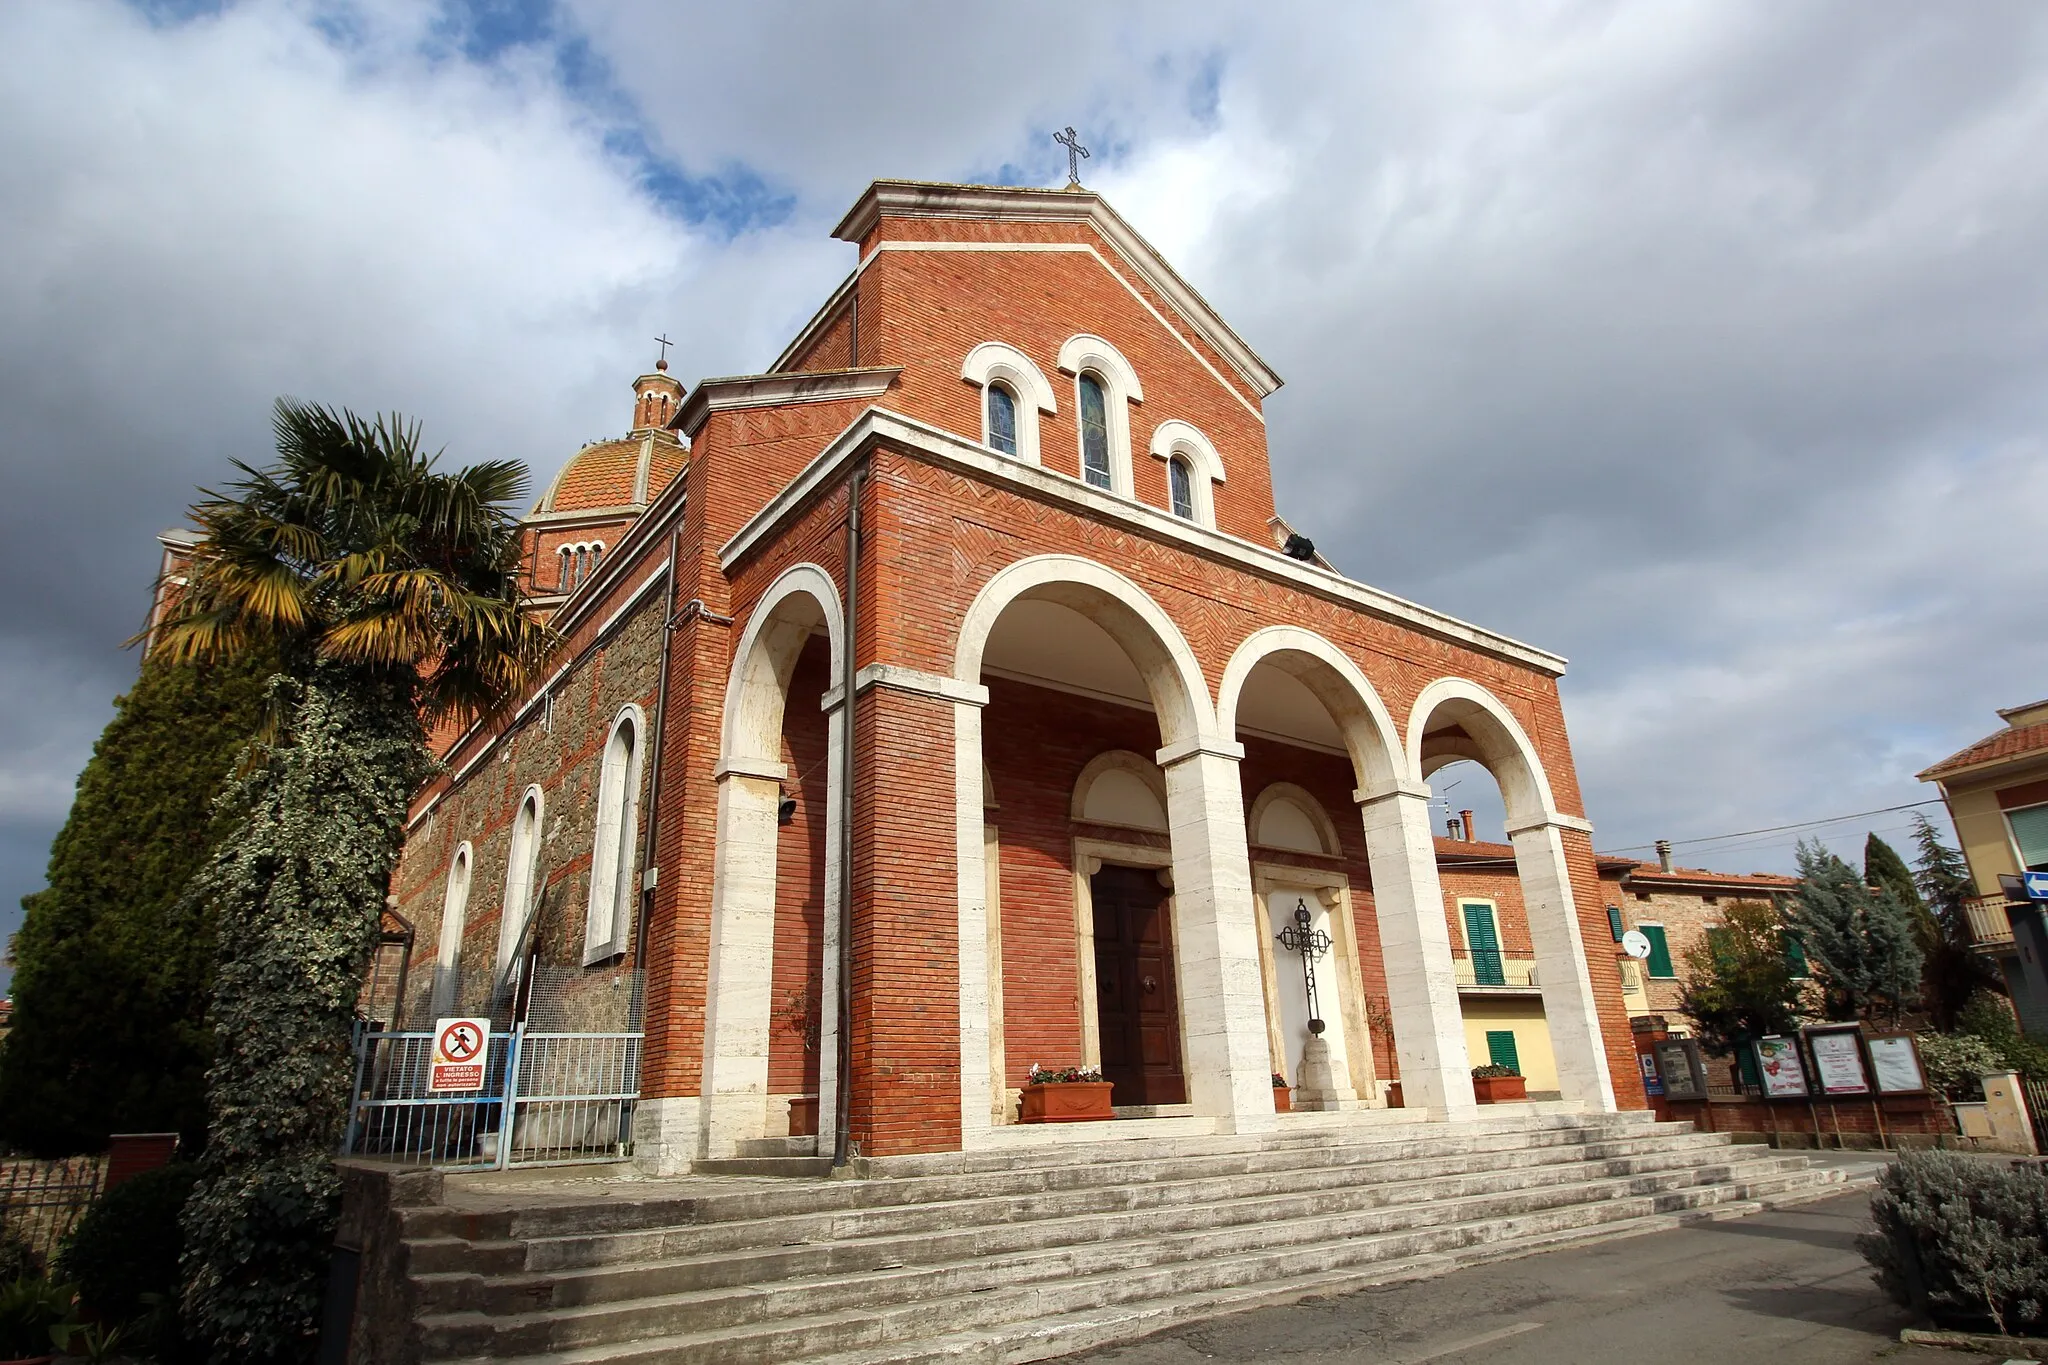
top-left (59, 1164), bottom-right (200, 1341)
top-left (1860, 1150), bottom-right (2048, 1335)
top-left (1916, 1032), bottom-right (2008, 1100)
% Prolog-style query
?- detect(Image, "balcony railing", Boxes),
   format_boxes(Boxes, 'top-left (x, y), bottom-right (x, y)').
top-left (1453, 953), bottom-right (1540, 991)
top-left (1966, 895), bottom-right (2016, 948)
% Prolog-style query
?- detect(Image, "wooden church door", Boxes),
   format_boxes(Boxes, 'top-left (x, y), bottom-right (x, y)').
top-left (1090, 864), bottom-right (1187, 1105)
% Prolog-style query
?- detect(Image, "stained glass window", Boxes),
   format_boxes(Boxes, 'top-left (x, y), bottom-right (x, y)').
top-left (1079, 373), bottom-right (1111, 489)
top-left (1169, 455), bottom-right (1195, 519)
top-left (986, 383), bottom-right (1018, 456)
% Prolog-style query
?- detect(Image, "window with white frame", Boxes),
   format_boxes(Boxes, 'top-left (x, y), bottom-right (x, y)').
top-left (1056, 333), bottom-right (1143, 496)
top-left (583, 706), bottom-right (646, 964)
top-left (431, 842), bottom-right (472, 1015)
top-left (961, 341), bottom-right (1057, 465)
top-left (496, 786), bottom-right (544, 979)
top-left (1147, 419), bottom-right (1226, 529)
top-left (556, 542), bottom-right (606, 592)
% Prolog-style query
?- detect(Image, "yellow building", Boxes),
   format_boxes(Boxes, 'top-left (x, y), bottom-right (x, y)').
top-left (1919, 698), bottom-right (2048, 1035)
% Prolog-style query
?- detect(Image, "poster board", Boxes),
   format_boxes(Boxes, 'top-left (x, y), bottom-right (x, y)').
top-left (429, 1016), bottom-right (491, 1094)
top-left (1865, 1033), bottom-right (1928, 1095)
top-left (1804, 1025), bottom-right (1872, 1096)
top-left (1753, 1035), bottom-right (1812, 1099)
top-left (1654, 1037), bottom-right (1709, 1101)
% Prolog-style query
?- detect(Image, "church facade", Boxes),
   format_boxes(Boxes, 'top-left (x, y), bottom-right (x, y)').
top-left (386, 179), bottom-right (1648, 1169)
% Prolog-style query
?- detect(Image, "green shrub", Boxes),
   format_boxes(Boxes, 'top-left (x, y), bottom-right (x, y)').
top-left (1859, 1149), bottom-right (2048, 1334)
top-left (1471, 1062), bottom-right (1521, 1079)
top-left (59, 1164), bottom-right (199, 1328)
top-left (1915, 1032), bottom-right (2006, 1100)
top-left (0, 1273), bottom-right (81, 1358)
top-left (0, 1226), bottom-right (39, 1281)
top-left (1959, 993), bottom-right (2048, 1080)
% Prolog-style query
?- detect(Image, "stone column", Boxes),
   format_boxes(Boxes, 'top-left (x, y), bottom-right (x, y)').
top-left (812, 701), bottom-right (846, 1159)
top-left (1158, 737), bottom-right (1275, 1131)
top-left (699, 756), bottom-right (786, 1158)
top-left (1356, 780), bottom-right (1476, 1119)
top-left (1507, 813), bottom-right (1618, 1111)
top-left (950, 685), bottom-right (996, 1149)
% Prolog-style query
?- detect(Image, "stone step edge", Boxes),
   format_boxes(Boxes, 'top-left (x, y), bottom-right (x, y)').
top-left (415, 1150), bottom-right (1821, 1299)
top-left (421, 1124), bottom-right (1734, 1242)
top-left (424, 1171), bottom-right (1838, 1365)
top-left (414, 1164), bottom-right (1838, 1343)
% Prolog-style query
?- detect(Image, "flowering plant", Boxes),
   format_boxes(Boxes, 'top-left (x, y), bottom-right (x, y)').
top-left (1271, 1073), bottom-right (1289, 1088)
top-left (1471, 1062), bottom-right (1521, 1079)
top-left (1027, 1063), bottom-right (1105, 1084)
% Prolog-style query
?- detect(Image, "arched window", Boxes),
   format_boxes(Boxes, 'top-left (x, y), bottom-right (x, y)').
top-left (431, 842), bottom-right (473, 1015)
top-left (1168, 456), bottom-right (1195, 520)
top-left (583, 707), bottom-right (646, 964)
top-left (558, 547), bottom-right (573, 591)
top-left (496, 786), bottom-right (544, 980)
top-left (986, 383), bottom-right (1019, 457)
top-left (1078, 373), bottom-right (1112, 490)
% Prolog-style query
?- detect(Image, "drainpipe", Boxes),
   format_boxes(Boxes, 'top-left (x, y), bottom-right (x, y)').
top-left (631, 528), bottom-right (683, 972)
top-left (833, 462), bottom-right (866, 1169)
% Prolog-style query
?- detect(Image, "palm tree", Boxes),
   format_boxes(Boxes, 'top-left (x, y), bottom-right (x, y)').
top-left (151, 399), bottom-right (552, 1363)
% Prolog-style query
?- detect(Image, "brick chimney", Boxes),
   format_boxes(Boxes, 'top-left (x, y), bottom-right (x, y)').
top-left (1656, 839), bottom-right (1674, 873)
top-left (1460, 809), bottom-right (1476, 843)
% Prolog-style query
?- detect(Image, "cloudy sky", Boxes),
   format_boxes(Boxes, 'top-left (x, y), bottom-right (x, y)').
top-left (5, 0), bottom-right (2046, 990)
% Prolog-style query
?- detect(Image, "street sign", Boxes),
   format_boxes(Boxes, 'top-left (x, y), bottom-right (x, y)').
top-left (429, 1017), bottom-right (490, 1094)
top-left (1620, 930), bottom-right (1652, 960)
top-left (2026, 870), bottom-right (2048, 901)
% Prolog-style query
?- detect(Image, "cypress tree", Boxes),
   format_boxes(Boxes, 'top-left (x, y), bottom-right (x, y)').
top-left (1867, 832), bottom-right (1939, 948)
top-left (0, 650), bottom-right (273, 1156)
top-left (1787, 838), bottom-right (1924, 1025)
top-left (1912, 813), bottom-right (2004, 1030)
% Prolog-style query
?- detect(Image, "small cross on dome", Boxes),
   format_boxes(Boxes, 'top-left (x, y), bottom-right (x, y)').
top-left (653, 333), bottom-right (673, 371)
top-left (1054, 127), bottom-right (1090, 189)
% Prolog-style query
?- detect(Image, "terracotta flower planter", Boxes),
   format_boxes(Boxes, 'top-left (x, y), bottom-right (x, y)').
top-left (1019, 1081), bottom-right (1116, 1123)
top-left (1473, 1074), bottom-right (1528, 1104)
top-left (1272, 1086), bottom-right (1292, 1113)
top-left (787, 1096), bottom-right (819, 1137)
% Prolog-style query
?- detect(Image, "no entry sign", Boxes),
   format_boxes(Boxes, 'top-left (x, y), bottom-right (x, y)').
top-left (429, 1017), bottom-right (490, 1093)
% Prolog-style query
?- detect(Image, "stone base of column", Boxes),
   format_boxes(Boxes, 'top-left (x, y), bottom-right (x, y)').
top-left (631, 1096), bottom-right (702, 1175)
top-left (1294, 1035), bottom-right (1361, 1111)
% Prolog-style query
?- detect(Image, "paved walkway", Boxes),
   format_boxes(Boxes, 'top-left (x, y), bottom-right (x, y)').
top-left (1076, 1182), bottom-right (1954, 1365)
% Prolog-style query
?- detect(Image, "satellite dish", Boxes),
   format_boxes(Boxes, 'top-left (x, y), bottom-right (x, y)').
top-left (1621, 930), bottom-right (1653, 961)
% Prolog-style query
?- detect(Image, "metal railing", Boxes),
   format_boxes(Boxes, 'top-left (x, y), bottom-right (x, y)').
top-left (1453, 954), bottom-right (1540, 990)
top-left (0, 1154), bottom-right (106, 1263)
top-left (340, 1023), bottom-right (641, 1170)
top-left (1966, 895), bottom-right (2016, 947)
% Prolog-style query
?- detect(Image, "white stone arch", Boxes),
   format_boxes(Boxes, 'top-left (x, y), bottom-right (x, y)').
top-left (1406, 676), bottom-right (1615, 1111)
top-left (496, 785), bottom-right (544, 980)
top-left (953, 554), bottom-right (1215, 748)
top-left (1247, 782), bottom-right (1340, 856)
top-left (703, 562), bottom-right (848, 1159)
top-left (1216, 626), bottom-right (1405, 794)
top-left (962, 341), bottom-right (1057, 466)
top-left (582, 702), bottom-right (647, 964)
top-left (1057, 333), bottom-right (1143, 498)
top-left (1148, 419), bottom-right (1226, 529)
top-left (431, 841), bottom-right (473, 1016)
top-left (720, 564), bottom-right (845, 766)
top-left (1071, 750), bottom-right (1171, 832)
top-left (1404, 677), bottom-right (1560, 823)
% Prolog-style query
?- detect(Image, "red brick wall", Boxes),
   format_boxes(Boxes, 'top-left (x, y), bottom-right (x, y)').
top-left (769, 636), bottom-right (831, 1095)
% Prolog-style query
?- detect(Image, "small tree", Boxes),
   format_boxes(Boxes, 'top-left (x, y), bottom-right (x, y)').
top-left (1677, 900), bottom-right (1807, 1056)
top-left (0, 650), bottom-right (273, 1155)
top-left (1786, 838), bottom-right (1923, 1025)
top-left (1867, 832), bottom-right (1938, 947)
top-left (1913, 814), bottom-right (2005, 1030)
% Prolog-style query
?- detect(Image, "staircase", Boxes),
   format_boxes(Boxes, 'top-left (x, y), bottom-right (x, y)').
top-left (399, 1109), bottom-right (1857, 1365)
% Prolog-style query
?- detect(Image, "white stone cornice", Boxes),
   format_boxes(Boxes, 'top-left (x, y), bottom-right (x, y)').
top-left (713, 756), bottom-right (789, 782)
top-left (1155, 737), bottom-right (1246, 768)
top-left (1354, 779), bottom-right (1433, 806)
top-left (821, 664), bottom-right (990, 712)
top-left (1504, 812), bottom-right (1598, 838)
top-left (675, 368), bottom-right (902, 438)
top-left (718, 407), bottom-right (1568, 677)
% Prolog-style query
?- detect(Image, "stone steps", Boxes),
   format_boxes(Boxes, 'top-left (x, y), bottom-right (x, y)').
top-left (408, 1112), bottom-right (1851, 1364)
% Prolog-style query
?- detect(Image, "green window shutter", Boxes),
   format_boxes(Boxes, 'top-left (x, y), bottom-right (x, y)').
top-left (1606, 905), bottom-right (1625, 941)
top-left (1643, 924), bottom-right (1674, 978)
top-left (1485, 1030), bottom-right (1521, 1073)
top-left (1783, 929), bottom-right (1809, 979)
top-left (2011, 804), bottom-right (2048, 872)
top-left (1737, 1043), bottom-right (1759, 1088)
top-left (1463, 903), bottom-right (1505, 985)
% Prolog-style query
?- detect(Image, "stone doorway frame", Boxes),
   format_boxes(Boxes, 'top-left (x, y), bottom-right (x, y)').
top-left (1252, 863), bottom-right (1379, 1107)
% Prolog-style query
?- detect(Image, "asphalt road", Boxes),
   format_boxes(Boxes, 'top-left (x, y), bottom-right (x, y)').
top-left (1075, 1186), bottom-right (1958, 1365)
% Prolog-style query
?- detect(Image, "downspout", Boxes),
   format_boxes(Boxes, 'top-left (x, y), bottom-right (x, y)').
top-left (631, 527), bottom-right (683, 973)
top-left (833, 462), bottom-right (866, 1169)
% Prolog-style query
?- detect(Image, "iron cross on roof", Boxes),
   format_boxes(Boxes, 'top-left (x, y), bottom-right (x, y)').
top-left (653, 333), bottom-right (673, 369)
top-left (1054, 126), bottom-right (1090, 187)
